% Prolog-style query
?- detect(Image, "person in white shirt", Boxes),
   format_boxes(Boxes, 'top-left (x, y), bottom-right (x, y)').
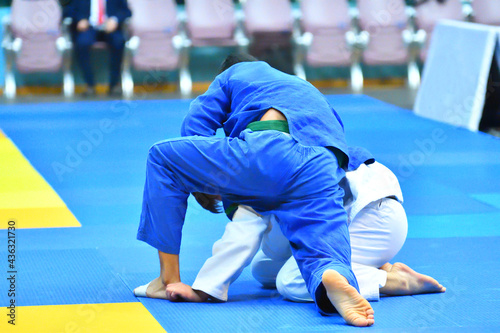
top-left (135, 160), bottom-right (445, 304)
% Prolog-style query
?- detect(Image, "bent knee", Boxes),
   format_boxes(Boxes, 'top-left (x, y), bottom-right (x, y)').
top-left (276, 274), bottom-right (296, 300)
top-left (147, 143), bottom-right (163, 164)
top-left (148, 141), bottom-right (175, 163)
top-left (251, 260), bottom-right (277, 288)
top-left (276, 271), bottom-right (312, 302)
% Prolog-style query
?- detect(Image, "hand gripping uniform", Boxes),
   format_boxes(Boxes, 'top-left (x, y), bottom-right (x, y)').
top-left (137, 61), bottom-right (356, 314)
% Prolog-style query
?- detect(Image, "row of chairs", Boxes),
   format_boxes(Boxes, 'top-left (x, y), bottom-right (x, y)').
top-left (296, 0), bottom-right (499, 91)
top-left (2, 0), bottom-right (500, 99)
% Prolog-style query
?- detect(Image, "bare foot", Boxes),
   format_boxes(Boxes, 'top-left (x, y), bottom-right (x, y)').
top-left (133, 277), bottom-right (169, 299)
top-left (380, 262), bottom-right (392, 272)
top-left (380, 262), bottom-right (446, 296)
top-left (166, 282), bottom-right (209, 302)
top-left (322, 269), bottom-right (375, 327)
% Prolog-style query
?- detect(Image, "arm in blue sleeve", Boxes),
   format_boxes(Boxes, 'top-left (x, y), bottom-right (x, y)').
top-left (331, 105), bottom-right (345, 131)
top-left (181, 76), bottom-right (231, 137)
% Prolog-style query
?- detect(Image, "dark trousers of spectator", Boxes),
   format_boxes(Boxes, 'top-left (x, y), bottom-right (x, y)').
top-left (75, 27), bottom-right (125, 89)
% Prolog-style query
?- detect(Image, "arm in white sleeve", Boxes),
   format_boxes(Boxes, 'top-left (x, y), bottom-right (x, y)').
top-left (191, 206), bottom-right (270, 301)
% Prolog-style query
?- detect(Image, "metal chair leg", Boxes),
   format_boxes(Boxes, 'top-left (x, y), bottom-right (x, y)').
top-left (63, 71), bottom-right (75, 98)
top-left (179, 44), bottom-right (192, 97)
top-left (4, 71), bottom-right (16, 99)
top-left (293, 40), bottom-right (307, 81)
top-left (4, 48), bottom-right (16, 99)
top-left (346, 30), bottom-right (367, 94)
top-left (179, 67), bottom-right (192, 97)
top-left (407, 60), bottom-right (420, 90)
top-left (403, 29), bottom-right (425, 91)
top-left (121, 46), bottom-right (134, 99)
top-left (294, 62), bottom-right (306, 81)
top-left (293, 47), bottom-right (306, 81)
top-left (62, 48), bottom-right (74, 98)
top-left (350, 61), bottom-right (363, 93)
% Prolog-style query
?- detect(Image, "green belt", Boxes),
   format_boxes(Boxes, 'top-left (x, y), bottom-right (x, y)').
top-left (225, 121), bottom-right (347, 217)
top-left (246, 120), bottom-right (290, 133)
top-left (225, 203), bottom-right (239, 217)
top-left (246, 120), bottom-right (347, 169)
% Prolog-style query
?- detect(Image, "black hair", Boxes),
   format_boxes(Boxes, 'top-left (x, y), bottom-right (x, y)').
top-left (218, 53), bottom-right (258, 74)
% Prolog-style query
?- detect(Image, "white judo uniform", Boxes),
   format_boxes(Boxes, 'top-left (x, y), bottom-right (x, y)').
top-left (191, 161), bottom-right (407, 302)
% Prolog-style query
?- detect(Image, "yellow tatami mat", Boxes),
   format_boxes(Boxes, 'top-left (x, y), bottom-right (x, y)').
top-left (1, 302), bottom-right (166, 333)
top-left (0, 130), bottom-right (80, 229)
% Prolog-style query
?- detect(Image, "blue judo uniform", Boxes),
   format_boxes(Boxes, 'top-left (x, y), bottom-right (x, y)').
top-left (138, 61), bottom-right (363, 314)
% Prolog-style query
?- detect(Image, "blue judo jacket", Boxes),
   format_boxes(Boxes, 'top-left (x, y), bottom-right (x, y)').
top-left (181, 61), bottom-right (350, 163)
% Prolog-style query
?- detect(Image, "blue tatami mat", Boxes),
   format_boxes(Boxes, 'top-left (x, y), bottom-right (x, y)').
top-left (471, 193), bottom-right (500, 209)
top-left (1, 95), bottom-right (499, 332)
top-left (0, 248), bottom-right (137, 307)
top-left (407, 213), bottom-right (500, 238)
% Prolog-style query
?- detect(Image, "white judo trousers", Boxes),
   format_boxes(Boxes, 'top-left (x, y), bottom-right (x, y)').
top-left (191, 162), bottom-right (407, 302)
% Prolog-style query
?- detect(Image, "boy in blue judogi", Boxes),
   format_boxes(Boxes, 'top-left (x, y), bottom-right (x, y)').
top-left (136, 54), bottom-right (374, 327)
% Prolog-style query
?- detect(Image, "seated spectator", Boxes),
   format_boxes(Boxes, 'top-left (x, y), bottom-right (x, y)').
top-left (61, 0), bottom-right (75, 20)
top-left (72, 0), bottom-right (131, 96)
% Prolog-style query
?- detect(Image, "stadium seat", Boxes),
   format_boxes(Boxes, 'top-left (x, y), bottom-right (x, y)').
top-left (471, 0), bottom-right (500, 26)
top-left (184, 0), bottom-right (247, 48)
top-left (357, 0), bottom-right (423, 89)
top-left (414, 0), bottom-right (464, 61)
top-left (242, 0), bottom-right (296, 74)
top-left (2, 0), bottom-right (74, 99)
top-left (295, 0), bottom-right (366, 91)
top-left (243, 0), bottom-right (294, 36)
top-left (124, 0), bottom-right (191, 97)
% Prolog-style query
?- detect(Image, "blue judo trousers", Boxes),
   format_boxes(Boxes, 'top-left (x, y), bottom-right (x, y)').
top-left (138, 61), bottom-right (361, 314)
top-left (138, 129), bottom-right (356, 314)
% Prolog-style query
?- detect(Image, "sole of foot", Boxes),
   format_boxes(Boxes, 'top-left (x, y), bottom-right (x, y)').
top-left (322, 269), bottom-right (375, 327)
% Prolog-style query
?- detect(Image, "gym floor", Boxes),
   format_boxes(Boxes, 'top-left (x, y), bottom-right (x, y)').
top-left (1, 93), bottom-right (499, 332)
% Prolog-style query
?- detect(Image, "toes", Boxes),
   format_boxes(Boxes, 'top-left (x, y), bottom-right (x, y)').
top-left (380, 263), bottom-right (392, 272)
top-left (134, 281), bottom-right (152, 298)
top-left (367, 309), bottom-right (375, 320)
top-left (352, 316), bottom-right (374, 327)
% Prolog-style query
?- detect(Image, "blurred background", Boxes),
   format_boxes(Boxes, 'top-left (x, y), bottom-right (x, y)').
top-left (0, 0), bottom-right (497, 121)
